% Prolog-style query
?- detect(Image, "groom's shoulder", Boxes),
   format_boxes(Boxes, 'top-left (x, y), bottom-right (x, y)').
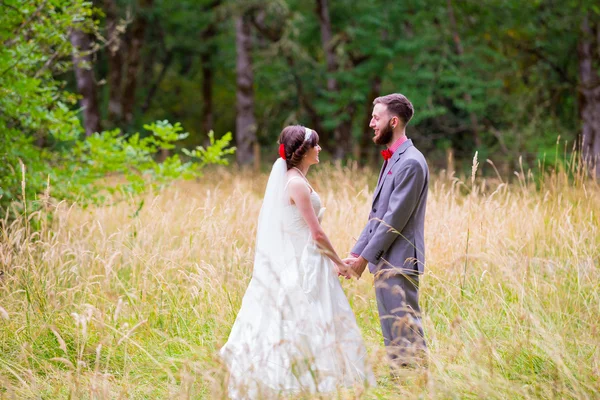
top-left (403, 145), bottom-right (428, 170)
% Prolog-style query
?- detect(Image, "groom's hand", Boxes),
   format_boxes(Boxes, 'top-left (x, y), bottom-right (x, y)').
top-left (343, 256), bottom-right (368, 280)
top-left (335, 264), bottom-right (352, 279)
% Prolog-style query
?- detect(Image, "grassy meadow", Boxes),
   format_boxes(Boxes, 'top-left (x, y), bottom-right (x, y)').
top-left (1, 161), bottom-right (599, 399)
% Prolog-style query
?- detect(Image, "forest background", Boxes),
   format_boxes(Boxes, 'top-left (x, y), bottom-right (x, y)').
top-left (2, 0), bottom-right (600, 209)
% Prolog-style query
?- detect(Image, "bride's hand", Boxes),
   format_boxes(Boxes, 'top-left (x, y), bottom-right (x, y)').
top-left (335, 263), bottom-right (352, 280)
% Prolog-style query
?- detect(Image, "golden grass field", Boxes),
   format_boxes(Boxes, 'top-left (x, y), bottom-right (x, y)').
top-left (1, 160), bottom-right (599, 399)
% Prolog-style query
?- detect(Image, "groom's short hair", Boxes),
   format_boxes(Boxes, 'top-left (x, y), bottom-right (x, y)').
top-left (373, 93), bottom-right (414, 126)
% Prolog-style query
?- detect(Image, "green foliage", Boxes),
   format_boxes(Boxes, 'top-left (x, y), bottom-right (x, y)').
top-left (65, 122), bottom-right (235, 204)
top-left (182, 131), bottom-right (237, 169)
top-left (1, 0), bottom-right (90, 206)
top-left (0, 0), bottom-right (235, 218)
top-left (2, 118), bottom-right (235, 215)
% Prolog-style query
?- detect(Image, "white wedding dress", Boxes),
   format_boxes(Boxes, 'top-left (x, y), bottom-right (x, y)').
top-left (220, 160), bottom-right (375, 399)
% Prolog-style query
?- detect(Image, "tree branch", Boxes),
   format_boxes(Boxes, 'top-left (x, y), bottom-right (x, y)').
top-left (511, 41), bottom-right (577, 86)
top-left (483, 118), bottom-right (509, 154)
top-left (141, 50), bottom-right (173, 113)
top-left (250, 11), bottom-right (285, 42)
top-left (284, 54), bottom-right (325, 134)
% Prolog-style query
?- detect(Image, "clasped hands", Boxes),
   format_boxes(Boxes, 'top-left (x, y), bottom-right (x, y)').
top-left (335, 256), bottom-right (368, 280)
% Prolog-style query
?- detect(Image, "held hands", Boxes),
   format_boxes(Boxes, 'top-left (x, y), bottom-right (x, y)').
top-left (335, 255), bottom-right (368, 280)
top-left (335, 263), bottom-right (353, 280)
top-left (342, 256), bottom-right (368, 280)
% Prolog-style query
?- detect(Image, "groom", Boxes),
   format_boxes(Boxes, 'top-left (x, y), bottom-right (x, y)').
top-left (344, 93), bottom-right (429, 369)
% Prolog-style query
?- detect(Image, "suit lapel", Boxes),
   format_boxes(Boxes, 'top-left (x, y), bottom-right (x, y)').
top-left (376, 161), bottom-right (387, 186)
top-left (373, 139), bottom-right (413, 202)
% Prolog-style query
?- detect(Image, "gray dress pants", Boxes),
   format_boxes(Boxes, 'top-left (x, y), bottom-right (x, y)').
top-left (374, 270), bottom-right (427, 367)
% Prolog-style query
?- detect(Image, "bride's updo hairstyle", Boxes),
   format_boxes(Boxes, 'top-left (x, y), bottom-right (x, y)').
top-left (278, 125), bottom-right (319, 170)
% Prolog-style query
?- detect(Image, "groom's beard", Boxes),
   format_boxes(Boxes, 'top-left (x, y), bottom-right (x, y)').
top-left (373, 120), bottom-right (394, 146)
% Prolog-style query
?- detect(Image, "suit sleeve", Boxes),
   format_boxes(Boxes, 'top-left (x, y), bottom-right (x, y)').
top-left (360, 159), bottom-right (425, 265)
top-left (351, 222), bottom-right (371, 256)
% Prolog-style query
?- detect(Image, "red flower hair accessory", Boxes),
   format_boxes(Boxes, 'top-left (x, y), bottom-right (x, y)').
top-left (279, 143), bottom-right (286, 160)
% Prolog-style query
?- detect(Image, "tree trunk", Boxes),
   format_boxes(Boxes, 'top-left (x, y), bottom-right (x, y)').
top-left (201, 25), bottom-right (217, 136)
top-left (235, 14), bottom-right (257, 166)
top-left (122, 0), bottom-right (152, 125)
top-left (103, 0), bottom-right (123, 127)
top-left (316, 0), bottom-right (351, 159)
top-left (578, 15), bottom-right (600, 178)
top-left (316, 0), bottom-right (337, 93)
top-left (359, 76), bottom-right (381, 166)
top-left (201, 54), bottom-right (214, 135)
top-left (70, 29), bottom-right (101, 137)
top-left (198, 0), bottom-right (222, 135)
top-left (447, 0), bottom-right (481, 148)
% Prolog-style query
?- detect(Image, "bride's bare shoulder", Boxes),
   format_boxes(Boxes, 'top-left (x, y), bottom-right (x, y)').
top-left (286, 174), bottom-right (312, 205)
top-left (286, 176), bottom-right (309, 191)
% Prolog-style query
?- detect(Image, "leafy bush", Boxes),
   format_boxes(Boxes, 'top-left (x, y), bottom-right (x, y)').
top-left (0, 0), bottom-right (235, 218)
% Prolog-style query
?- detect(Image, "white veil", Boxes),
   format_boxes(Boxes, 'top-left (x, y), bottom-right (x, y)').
top-left (252, 156), bottom-right (324, 300)
top-left (251, 157), bottom-right (292, 284)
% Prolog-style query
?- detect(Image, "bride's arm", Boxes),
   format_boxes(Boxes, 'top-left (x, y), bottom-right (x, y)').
top-left (288, 179), bottom-right (346, 268)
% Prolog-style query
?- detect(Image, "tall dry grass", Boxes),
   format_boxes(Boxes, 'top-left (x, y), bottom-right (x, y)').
top-left (0, 160), bottom-right (599, 399)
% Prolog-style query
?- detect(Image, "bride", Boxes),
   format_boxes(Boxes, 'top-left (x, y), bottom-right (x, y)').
top-left (220, 125), bottom-right (375, 398)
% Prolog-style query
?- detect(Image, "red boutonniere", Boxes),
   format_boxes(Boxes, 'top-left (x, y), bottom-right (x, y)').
top-left (381, 149), bottom-right (393, 161)
top-left (279, 143), bottom-right (286, 160)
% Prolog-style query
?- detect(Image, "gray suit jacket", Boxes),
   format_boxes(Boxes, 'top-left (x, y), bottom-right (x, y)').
top-left (352, 139), bottom-right (429, 275)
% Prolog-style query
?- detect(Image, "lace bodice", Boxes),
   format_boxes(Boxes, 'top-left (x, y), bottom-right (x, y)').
top-left (283, 178), bottom-right (325, 259)
top-left (285, 191), bottom-right (323, 224)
